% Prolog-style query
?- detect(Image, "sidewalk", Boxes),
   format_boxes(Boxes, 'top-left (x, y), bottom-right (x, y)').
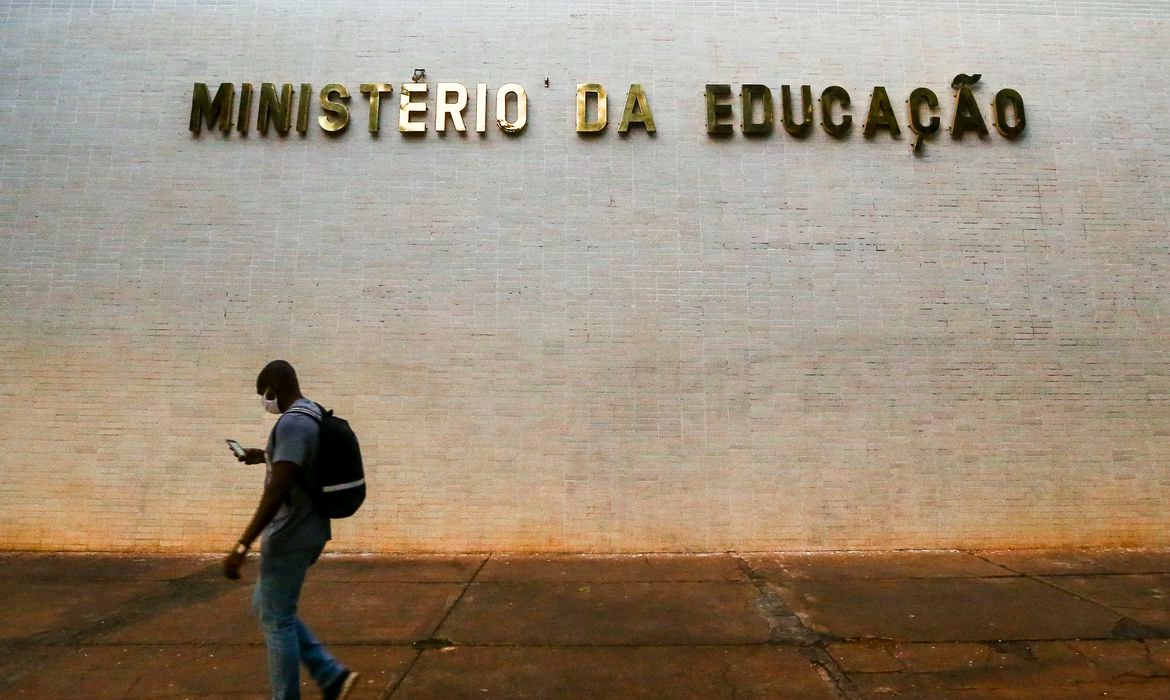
top-left (1, 549), bottom-right (1168, 699)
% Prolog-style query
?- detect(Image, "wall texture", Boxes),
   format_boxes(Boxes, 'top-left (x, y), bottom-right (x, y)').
top-left (1, 1), bottom-right (1168, 552)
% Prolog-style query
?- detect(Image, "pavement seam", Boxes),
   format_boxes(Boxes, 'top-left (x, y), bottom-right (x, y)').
top-left (965, 550), bottom-right (1170, 640)
top-left (730, 552), bottom-right (863, 700)
top-left (380, 553), bottom-right (492, 700)
top-left (0, 640), bottom-right (809, 649)
top-left (1032, 571), bottom-right (1170, 578)
top-left (965, 551), bottom-right (1170, 578)
top-left (465, 578), bottom-right (747, 584)
top-left (729, 554), bottom-right (820, 646)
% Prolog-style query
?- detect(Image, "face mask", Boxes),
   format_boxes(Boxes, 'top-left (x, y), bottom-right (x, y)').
top-left (261, 388), bottom-right (281, 415)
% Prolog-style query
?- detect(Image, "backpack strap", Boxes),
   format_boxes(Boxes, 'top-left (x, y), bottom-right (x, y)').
top-left (284, 404), bottom-right (323, 423)
top-left (276, 403), bottom-right (325, 502)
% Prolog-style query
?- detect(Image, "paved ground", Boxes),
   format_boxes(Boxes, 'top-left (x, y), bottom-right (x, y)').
top-left (1, 549), bottom-right (1169, 699)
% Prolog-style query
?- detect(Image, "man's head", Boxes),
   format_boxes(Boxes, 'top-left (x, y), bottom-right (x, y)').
top-left (256, 360), bottom-right (302, 413)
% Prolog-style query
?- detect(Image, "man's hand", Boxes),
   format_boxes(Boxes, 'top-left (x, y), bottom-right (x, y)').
top-left (223, 549), bottom-right (246, 580)
top-left (229, 461), bottom-right (295, 582)
top-left (237, 447), bottom-right (266, 465)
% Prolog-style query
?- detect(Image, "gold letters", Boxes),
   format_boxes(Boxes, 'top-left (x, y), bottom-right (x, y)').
top-left (318, 84), bottom-right (350, 133)
top-left (296, 83), bottom-right (312, 134)
top-left (577, 83), bottom-right (607, 133)
top-left (951, 86), bottom-right (989, 138)
top-left (187, 78), bottom-right (1026, 147)
top-left (476, 83), bottom-right (488, 133)
top-left (359, 83), bottom-right (392, 133)
top-left (908, 87), bottom-right (941, 136)
top-left (741, 84), bottom-right (773, 136)
top-left (436, 83), bottom-right (468, 133)
top-left (863, 86), bottom-right (901, 138)
top-left (821, 86), bottom-right (852, 138)
top-left (257, 83), bottom-right (293, 135)
top-left (618, 84), bottom-right (655, 133)
top-left (781, 85), bottom-right (813, 138)
top-left (993, 88), bottom-right (1026, 138)
top-left (706, 84), bottom-right (733, 135)
top-left (496, 83), bottom-right (527, 133)
top-left (237, 83), bottom-right (253, 134)
top-left (189, 82), bottom-right (234, 134)
top-left (399, 83), bottom-right (428, 133)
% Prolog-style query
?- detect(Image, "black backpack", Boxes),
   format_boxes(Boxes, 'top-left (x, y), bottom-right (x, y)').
top-left (284, 402), bottom-right (366, 518)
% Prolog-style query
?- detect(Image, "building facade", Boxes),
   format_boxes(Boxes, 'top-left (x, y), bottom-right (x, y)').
top-left (1, 0), bottom-right (1168, 552)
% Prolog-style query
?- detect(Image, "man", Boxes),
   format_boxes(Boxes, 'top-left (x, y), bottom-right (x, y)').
top-left (223, 360), bottom-right (359, 700)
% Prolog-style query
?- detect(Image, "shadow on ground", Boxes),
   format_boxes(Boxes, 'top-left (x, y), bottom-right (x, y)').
top-left (1, 548), bottom-right (1169, 698)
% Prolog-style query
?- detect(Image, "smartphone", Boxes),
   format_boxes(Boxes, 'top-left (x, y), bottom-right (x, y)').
top-left (225, 439), bottom-right (247, 458)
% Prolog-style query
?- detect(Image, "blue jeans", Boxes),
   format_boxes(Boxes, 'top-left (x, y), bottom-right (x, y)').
top-left (252, 542), bottom-right (344, 700)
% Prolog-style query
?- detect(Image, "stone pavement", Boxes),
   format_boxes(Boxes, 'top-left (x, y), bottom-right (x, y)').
top-left (1, 549), bottom-right (1169, 699)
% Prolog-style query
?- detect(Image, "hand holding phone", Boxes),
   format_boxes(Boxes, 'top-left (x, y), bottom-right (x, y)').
top-left (227, 440), bottom-right (266, 465)
top-left (226, 439), bottom-right (247, 458)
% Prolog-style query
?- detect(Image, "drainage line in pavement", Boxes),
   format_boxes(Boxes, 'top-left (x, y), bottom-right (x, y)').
top-left (965, 551), bottom-right (1170, 641)
top-left (730, 552), bottom-right (863, 700)
top-left (380, 553), bottom-right (492, 699)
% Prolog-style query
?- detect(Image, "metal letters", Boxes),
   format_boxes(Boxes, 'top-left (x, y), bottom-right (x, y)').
top-left (359, 83), bottom-right (392, 133)
top-left (908, 87), bottom-right (940, 152)
top-left (318, 84), bottom-right (350, 133)
top-left (863, 86), bottom-right (901, 138)
top-left (577, 83), bottom-right (607, 133)
top-left (257, 83), bottom-right (293, 135)
top-left (296, 83), bottom-right (312, 134)
top-left (951, 74), bottom-right (989, 138)
top-left (908, 87), bottom-right (940, 135)
top-left (821, 86), bottom-right (852, 138)
top-left (706, 84), bottom-right (733, 135)
top-left (781, 85), bottom-right (813, 138)
top-left (399, 82), bottom-right (428, 133)
top-left (187, 76), bottom-right (1027, 150)
top-left (618, 84), bottom-right (655, 133)
top-left (741, 84), bottom-right (773, 136)
top-left (993, 88), bottom-right (1026, 138)
top-left (436, 83), bottom-right (468, 133)
top-left (496, 83), bottom-right (527, 133)
top-left (189, 82), bottom-right (234, 134)
top-left (237, 83), bottom-right (253, 134)
top-left (476, 83), bottom-right (488, 133)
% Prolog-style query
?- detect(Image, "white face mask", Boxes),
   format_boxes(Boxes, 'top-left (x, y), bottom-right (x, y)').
top-left (261, 388), bottom-right (281, 415)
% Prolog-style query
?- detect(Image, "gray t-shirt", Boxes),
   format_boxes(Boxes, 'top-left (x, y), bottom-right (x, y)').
top-left (261, 398), bottom-right (332, 552)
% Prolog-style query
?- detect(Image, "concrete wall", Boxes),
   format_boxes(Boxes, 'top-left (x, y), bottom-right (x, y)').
top-left (1, 1), bottom-right (1168, 552)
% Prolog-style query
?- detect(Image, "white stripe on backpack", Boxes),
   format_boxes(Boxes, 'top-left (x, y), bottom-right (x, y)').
top-left (322, 478), bottom-right (366, 493)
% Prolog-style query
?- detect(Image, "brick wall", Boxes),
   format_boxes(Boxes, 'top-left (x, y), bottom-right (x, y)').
top-left (1, 1), bottom-right (1167, 552)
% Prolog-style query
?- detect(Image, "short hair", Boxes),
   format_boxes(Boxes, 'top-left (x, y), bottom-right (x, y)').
top-left (256, 360), bottom-right (299, 395)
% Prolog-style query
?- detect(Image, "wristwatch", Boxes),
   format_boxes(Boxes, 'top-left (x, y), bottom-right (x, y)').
top-left (234, 542), bottom-right (249, 555)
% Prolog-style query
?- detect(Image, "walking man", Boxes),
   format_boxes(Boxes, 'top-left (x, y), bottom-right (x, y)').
top-left (223, 360), bottom-right (359, 700)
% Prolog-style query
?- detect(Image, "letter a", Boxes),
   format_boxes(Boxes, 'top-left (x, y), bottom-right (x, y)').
top-left (618, 84), bottom-right (655, 133)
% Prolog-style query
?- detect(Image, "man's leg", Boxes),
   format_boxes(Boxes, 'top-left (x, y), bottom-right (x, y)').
top-left (253, 546), bottom-right (315, 700)
top-left (297, 617), bottom-right (345, 688)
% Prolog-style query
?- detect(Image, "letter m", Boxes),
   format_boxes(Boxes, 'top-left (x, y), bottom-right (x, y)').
top-left (189, 82), bottom-right (234, 133)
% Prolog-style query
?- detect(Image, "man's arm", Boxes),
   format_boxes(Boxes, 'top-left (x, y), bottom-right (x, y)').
top-left (222, 460), bottom-right (298, 580)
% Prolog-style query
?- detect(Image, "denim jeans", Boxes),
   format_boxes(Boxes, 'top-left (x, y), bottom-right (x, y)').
top-left (253, 542), bottom-right (344, 700)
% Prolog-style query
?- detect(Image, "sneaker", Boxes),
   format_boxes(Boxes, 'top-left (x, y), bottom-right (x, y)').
top-left (323, 669), bottom-right (359, 700)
